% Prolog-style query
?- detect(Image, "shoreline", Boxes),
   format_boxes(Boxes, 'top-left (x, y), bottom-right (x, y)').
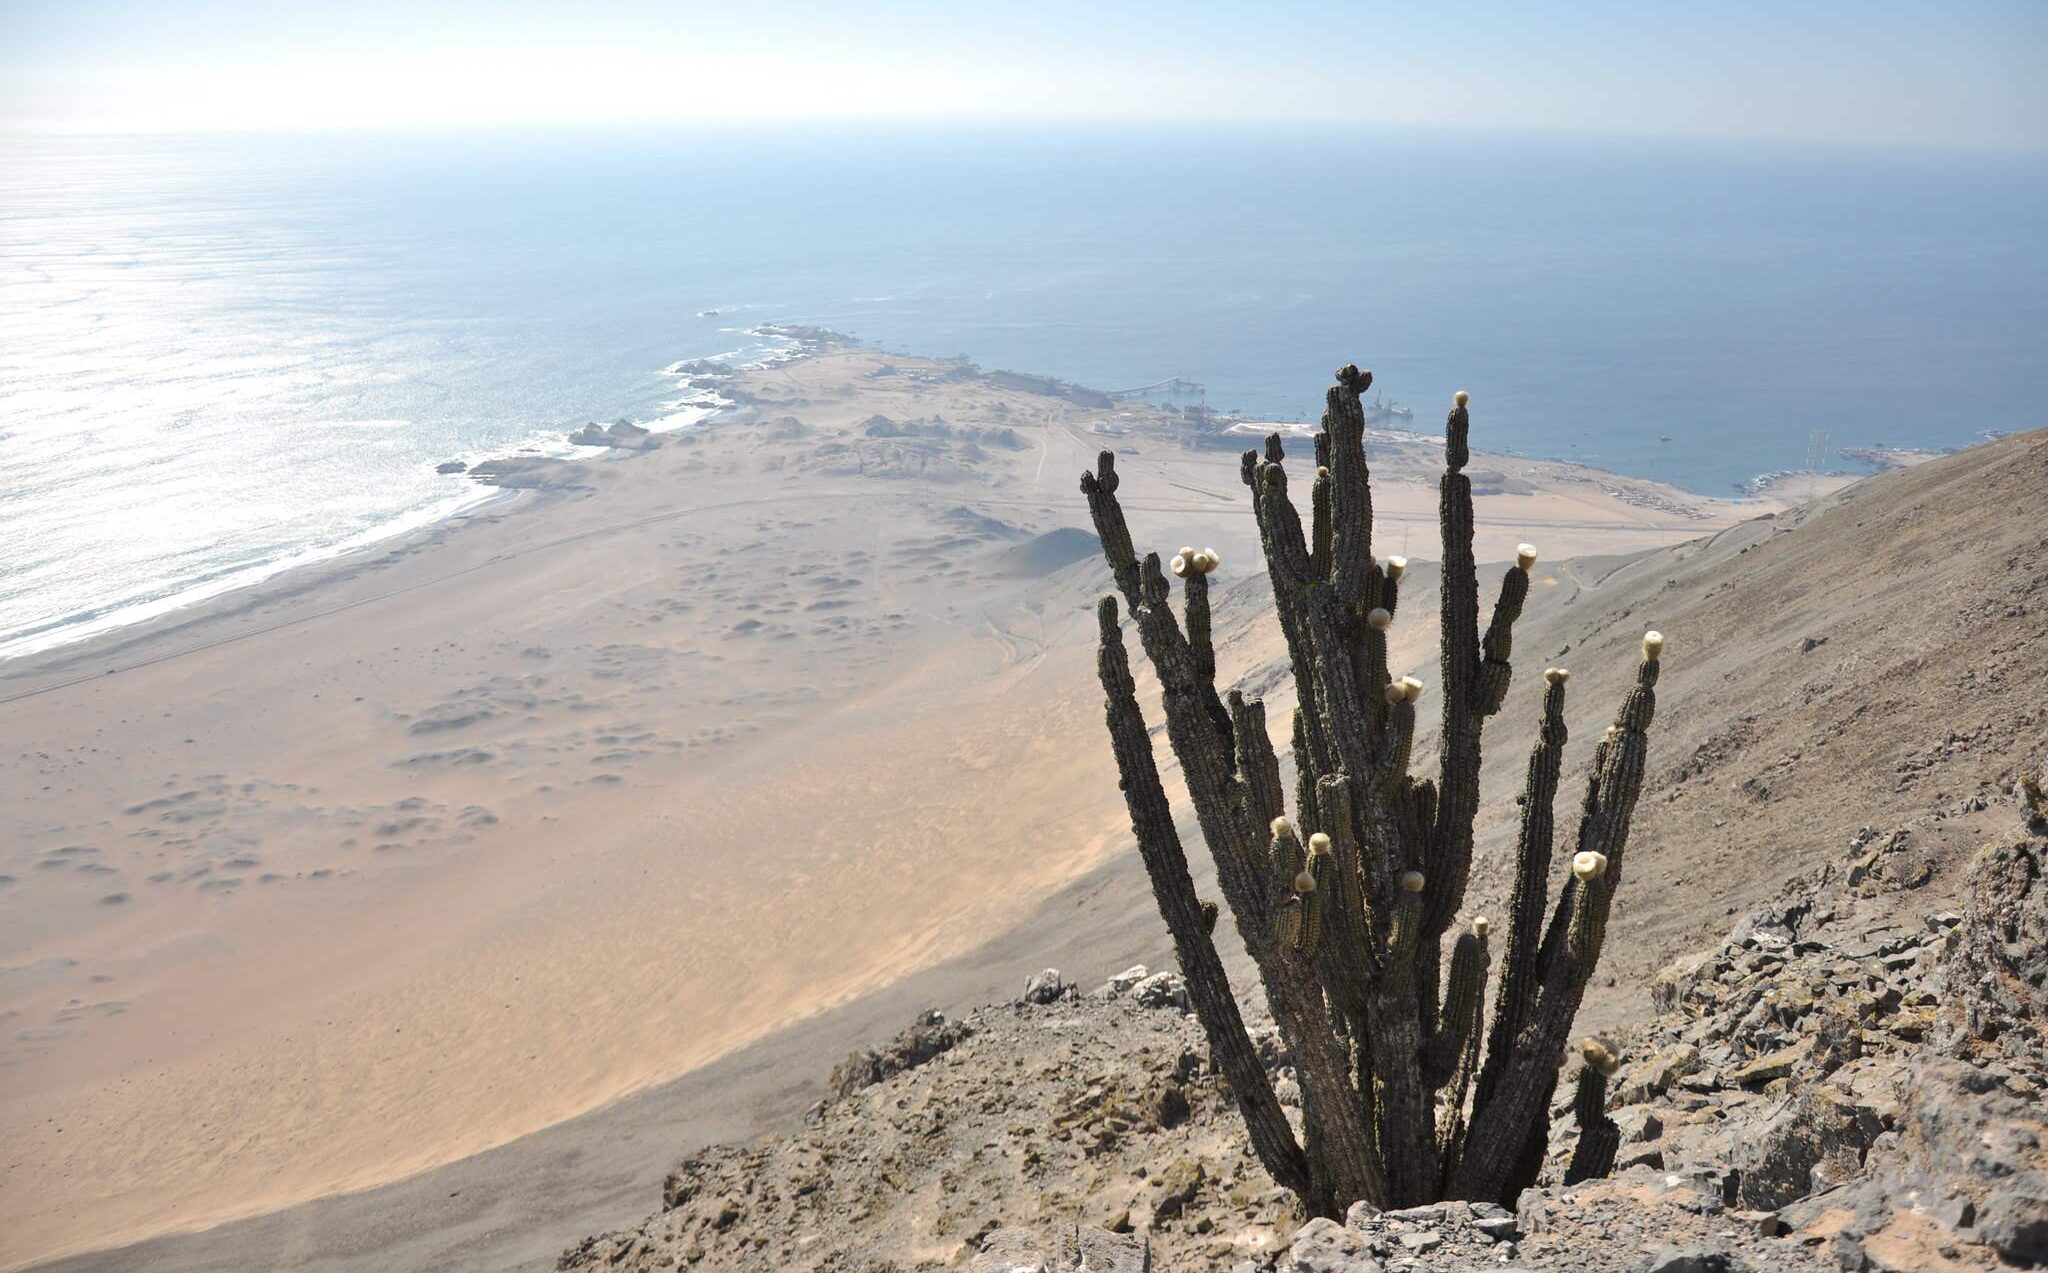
top-left (7, 325), bottom-right (1843, 670)
top-left (0, 326), bottom-right (820, 669)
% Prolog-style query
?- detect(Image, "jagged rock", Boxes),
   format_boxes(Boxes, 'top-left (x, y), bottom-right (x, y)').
top-left (1614, 1105), bottom-right (1666, 1144)
top-left (1023, 968), bottom-right (1066, 1004)
top-left (1735, 1085), bottom-right (1884, 1209)
top-left (1943, 836), bottom-right (2047, 1061)
top-left (1281, 1217), bottom-right (1381, 1272)
top-left (975, 1227), bottom-right (1052, 1272)
top-left (435, 459), bottom-right (468, 474)
top-left (1619, 1043), bottom-right (1700, 1103)
top-left (826, 1008), bottom-right (970, 1096)
top-left (1725, 1036), bottom-right (1812, 1087)
top-left (972, 1224), bottom-right (1148, 1273)
top-left (1152, 1157), bottom-right (1204, 1219)
top-left (1129, 971), bottom-right (1187, 1011)
top-left (1098, 965), bottom-right (1150, 998)
top-left (1890, 1057), bottom-right (2048, 1264)
top-left (1638, 1245), bottom-right (1741, 1273)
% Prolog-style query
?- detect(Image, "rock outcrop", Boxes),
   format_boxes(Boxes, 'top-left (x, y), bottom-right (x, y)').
top-left (561, 809), bottom-right (2047, 1271)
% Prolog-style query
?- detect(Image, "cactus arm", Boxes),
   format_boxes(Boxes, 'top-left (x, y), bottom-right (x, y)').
top-left (1086, 465), bottom-right (1381, 1217)
top-left (1325, 366), bottom-right (1377, 609)
top-left (1430, 926), bottom-right (1492, 1188)
top-left (1428, 396), bottom-right (1484, 939)
top-left (1310, 777), bottom-right (1383, 1001)
top-left (1562, 1054), bottom-right (1619, 1184)
top-left (1310, 462), bottom-right (1333, 581)
top-left (1183, 567), bottom-right (1215, 685)
top-left (1229, 691), bottom-right (1286, 840)
top-left (1448, 641), bottom-right (1662, 1203)
top-left (1094, 595), bottom-right (1310, 1198)
top-left (1471, 671), bottom-right (1569, 1127)
top-left (1424, 927), bottom-right (1489, 1090)
top-left (1477, 562), bottom-right (1531, 715)
top-left (1080, 452), bottom-right (1143, 608)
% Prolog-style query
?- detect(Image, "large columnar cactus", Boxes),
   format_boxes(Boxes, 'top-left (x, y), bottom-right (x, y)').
top-left (1082, 367), bottom-right (1662, 1213)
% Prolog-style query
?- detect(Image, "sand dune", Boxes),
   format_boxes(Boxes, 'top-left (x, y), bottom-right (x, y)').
top-left (0, 345), bottom-right (1797, 1268)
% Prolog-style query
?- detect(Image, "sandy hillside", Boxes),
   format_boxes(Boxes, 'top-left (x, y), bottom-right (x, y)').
top-left (0, 342), bottom-right (1831, 1269)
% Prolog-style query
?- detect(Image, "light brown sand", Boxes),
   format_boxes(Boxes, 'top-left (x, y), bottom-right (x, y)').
top-left (0, 346), bottom-right (1805, 1269)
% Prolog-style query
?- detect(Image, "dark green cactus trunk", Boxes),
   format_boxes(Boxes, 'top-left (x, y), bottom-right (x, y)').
top-left (1083, 369), bottom-right (1662, 1215)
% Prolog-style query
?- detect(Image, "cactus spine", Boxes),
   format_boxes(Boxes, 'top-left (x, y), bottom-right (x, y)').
top-left (1083, 367), bottom-right (1663, 1213)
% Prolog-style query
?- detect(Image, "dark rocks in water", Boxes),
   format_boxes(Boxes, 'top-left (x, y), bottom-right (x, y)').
top-left (568, 421), bottom-right (660, 451)
top-left (436, 460), bottom-right (469, 474)
top-left (467, 457), bottom-right (586, 491)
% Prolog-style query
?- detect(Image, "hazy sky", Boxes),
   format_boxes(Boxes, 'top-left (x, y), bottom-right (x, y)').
top-left (3, 0), bottom-right (2043, 148)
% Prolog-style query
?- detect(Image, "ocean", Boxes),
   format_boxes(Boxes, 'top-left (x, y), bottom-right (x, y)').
top-left (2, 125), bottom-right (2042, 658)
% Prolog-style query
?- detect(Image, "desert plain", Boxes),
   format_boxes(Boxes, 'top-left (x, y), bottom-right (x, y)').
top-left (0, 340), bottom-right (1860, 1268)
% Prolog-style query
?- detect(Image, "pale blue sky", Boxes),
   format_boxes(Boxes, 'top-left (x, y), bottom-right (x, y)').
top-left (3, 0), bottom-right (2043, 147)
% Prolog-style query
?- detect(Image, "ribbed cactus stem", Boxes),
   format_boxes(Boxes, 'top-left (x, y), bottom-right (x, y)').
top-left (1092, 595), bottom-right (1310, 1196)
top-left (1382, 695), bottom-right (1418, 784)
top-left (1326, 366), bottom-right (1377, 609)
top-left (1563, 1043), bottom-right (1620, 1184)
top-left (1477, 562), bottom-right (1530, 715)
top-left (1424, 927), bottom-right (1490, 1089)
top-left (1183, 566), bottom-right (1215, 683)
top-left (1475, 671), bottom-right (1568, 1120)
top-left (1445, 393), bottom-right (1470, 471)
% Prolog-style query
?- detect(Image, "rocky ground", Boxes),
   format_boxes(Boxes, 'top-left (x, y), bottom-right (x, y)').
top-left (560, 791), bottom-right (2046, 1273)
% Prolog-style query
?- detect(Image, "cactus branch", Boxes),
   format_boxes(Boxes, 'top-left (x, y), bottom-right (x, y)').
top-left (1094, 596), bottom-right (1309, 1197)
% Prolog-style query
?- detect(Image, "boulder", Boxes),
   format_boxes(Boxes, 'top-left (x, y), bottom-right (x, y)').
top-left (1735, 1085), bottom-right (1884, 1209)
top-left (974, 1227), bottom-right (1051, 1273)
top-left (1023, 969), bottom-right (1066, 1005)
top-left (1152, 1158), bottom-right (1204, 1220)
top-left (1130, 972), bottom-right (1188, 1011)
top-left (1281, 1217), bottom-right (1382, 1272)
top-left (1097, 965), bottom-right (1149, 998)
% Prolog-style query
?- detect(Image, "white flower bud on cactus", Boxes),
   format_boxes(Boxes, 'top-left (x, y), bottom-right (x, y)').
top-left (1516, 542), bottom-right (1538, 570)
top-left (1307, 832), bottom-right (1332, 855)
top-left (1453, 390), bottom-right (1470, 408)
top-left (1367, 607), bottom-right (1392, 631)
top-left (1400, 675), bottom-right (1424, 703)
top-left (1294, 869), bottom-right (1317, 894)
top-left (1544, 667), bottom-right (1570, 685)
top-left (1401, 869), bottom-right (1426, 894)
top-left (1572, 850), bottom-right (1609, 881)
top-left (1472, 915), bottom-right (1490, 937)
top-left (1178, 545), bottom-right (1196, 563)
top-left (1170, 554), bottom-right (1190, 578)
top-left (1203, 548), bottom-right (1219, 572)
top-left (1270, 815), bottom-right (1294, 838)
top-left (1190, 550), bottom-right (1216, 575)
top-left (1383, 682), bottom-right (1408, 706)
top-left (1386, 555), bottom-right (1407, 579)
top-left (1642, 630), bottom-right (1665, 659)
top-left (1580, 1036), bottom-right (1621, 1077)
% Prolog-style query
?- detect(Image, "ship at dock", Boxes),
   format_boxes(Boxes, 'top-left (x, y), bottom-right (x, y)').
top-left (1366, 392), bottom-right (1413, 424)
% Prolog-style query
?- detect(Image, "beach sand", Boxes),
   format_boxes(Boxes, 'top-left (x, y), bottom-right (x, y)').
top-left (0, 343), bottom-right (1814, 1269)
